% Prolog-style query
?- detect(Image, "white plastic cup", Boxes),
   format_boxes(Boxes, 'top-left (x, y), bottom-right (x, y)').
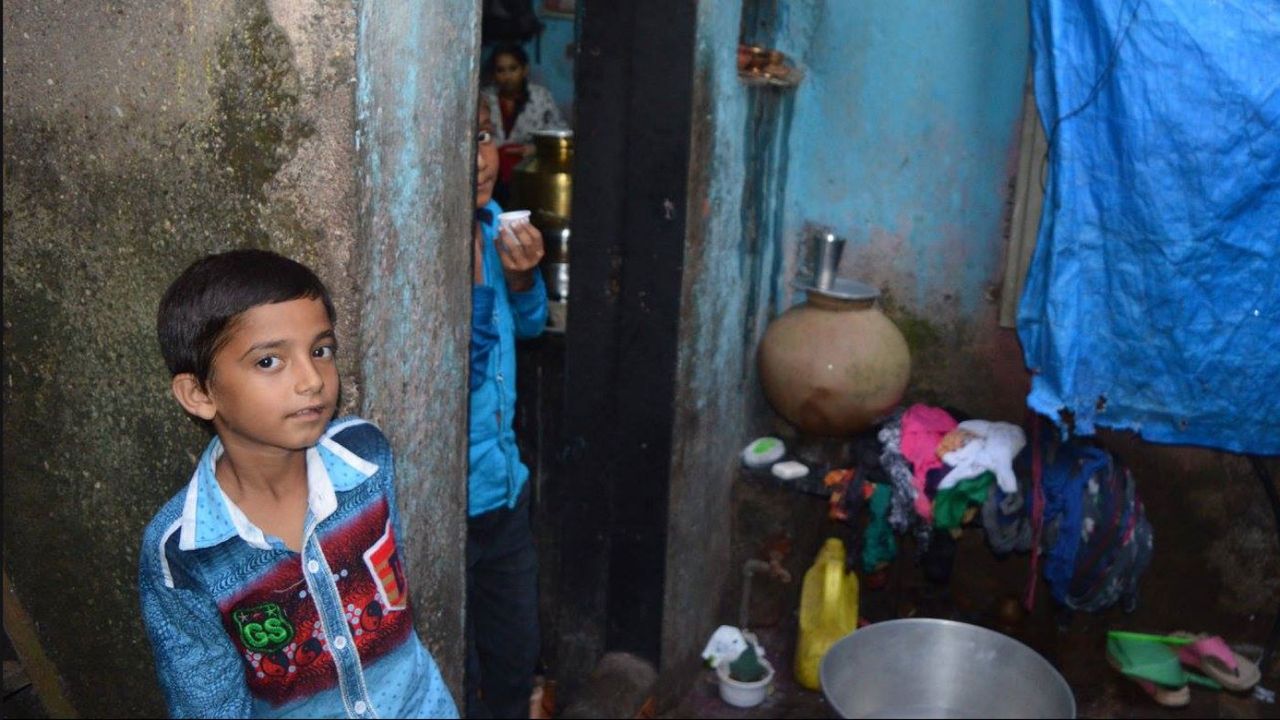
top-left (497, 209), bottom-right (531, 232)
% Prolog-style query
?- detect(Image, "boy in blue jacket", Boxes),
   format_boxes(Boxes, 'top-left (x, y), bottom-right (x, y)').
top-left (139, 249), bottom-right (458, 718)
top-left (466, 97), bottom-right (548, 718)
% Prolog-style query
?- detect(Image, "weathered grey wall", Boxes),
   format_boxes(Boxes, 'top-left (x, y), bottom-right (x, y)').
top-left (354, 0), bottom-right (478, 701)
top-left (661, 0), bottom-right (750, 703)
top-left (2, 0), bottom-right (361, 715)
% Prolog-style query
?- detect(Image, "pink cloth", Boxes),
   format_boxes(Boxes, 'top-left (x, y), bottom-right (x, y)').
top-left (899, 404), bottom-right (957, 523)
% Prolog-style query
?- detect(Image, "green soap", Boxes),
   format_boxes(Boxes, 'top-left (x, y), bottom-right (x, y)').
top-left (742, 436), bottom-right (786, 467)
top-left (729, 644), bottom-right (767, 683)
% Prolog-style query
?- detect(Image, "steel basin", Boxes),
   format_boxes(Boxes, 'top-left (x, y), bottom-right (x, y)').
top-left (819, 618), bottom-right (1075, 718)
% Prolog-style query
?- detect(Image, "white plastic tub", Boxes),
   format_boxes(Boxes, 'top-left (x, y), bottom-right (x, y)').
top-left (716, 657), bottom-right (775, 708)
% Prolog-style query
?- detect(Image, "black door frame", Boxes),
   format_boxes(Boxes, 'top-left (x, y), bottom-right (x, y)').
top-left (542, 0), bottom-right (697, 690)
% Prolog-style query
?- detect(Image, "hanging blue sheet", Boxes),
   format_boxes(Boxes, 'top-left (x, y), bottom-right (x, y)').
top-left (1019, 0), bottom-right (1280, 454)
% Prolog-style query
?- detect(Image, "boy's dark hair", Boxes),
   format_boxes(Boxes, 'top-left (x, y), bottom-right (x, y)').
top-left (157, 249), bottom-right (336, 385)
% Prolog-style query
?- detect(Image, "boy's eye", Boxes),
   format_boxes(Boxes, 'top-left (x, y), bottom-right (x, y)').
top-left (313, 345), bottom-right (336, 359)
top-left (255, 356), bottom-right (281, 370)
top-left (477, 130), bottom-right (493, 144)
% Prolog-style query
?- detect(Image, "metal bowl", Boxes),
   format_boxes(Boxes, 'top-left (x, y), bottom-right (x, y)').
top-left (819, 619), bottom-right (1075, 719)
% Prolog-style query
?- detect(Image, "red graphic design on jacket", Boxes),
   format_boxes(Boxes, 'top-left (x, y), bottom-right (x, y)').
top-left (217, 498), bottom-right (413, 706)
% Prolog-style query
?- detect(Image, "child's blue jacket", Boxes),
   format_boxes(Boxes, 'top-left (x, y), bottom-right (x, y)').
top-left (468, 200), bottom-right (547, 516)
top-left (138, 417), bottom-right (458, 718)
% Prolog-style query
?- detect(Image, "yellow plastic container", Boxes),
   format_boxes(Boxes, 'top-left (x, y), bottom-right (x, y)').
top-left (795, 537), bottom-right (859, 690)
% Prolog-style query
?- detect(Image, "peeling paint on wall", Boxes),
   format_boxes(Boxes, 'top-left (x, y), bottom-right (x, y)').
top-left (663, 0), bottom-right (751, 702)
top-left (354, 0), bottom-right (477, 699)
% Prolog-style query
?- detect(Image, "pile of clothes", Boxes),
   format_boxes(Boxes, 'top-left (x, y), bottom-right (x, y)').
top-left (829, 403), bottom-right (1154, 614)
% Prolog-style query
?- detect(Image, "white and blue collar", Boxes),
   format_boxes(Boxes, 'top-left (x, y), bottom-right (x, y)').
top-left (177, 419), bottom-right (379, 551)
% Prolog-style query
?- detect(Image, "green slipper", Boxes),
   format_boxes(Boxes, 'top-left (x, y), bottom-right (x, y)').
top-left (1106, 635), bottom-right (1221, 690)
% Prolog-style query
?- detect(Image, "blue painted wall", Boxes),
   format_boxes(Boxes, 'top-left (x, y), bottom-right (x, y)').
top-left (776, 1), bottom-right (1028, 315)
top-left (665, 3), bottom-right (1030, 686)
top-left (356, 0), bottom-right (477, 697)
top-left (532, 9), bottom-right (577, 120)
top-left (743, 0), bottom-right (1032, 417)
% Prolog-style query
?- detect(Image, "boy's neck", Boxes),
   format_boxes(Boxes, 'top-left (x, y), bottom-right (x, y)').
top-left (215, 437), bottom-right (309, 503)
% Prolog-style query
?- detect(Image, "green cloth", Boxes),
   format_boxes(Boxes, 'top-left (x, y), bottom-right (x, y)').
top-left (862, 483), bottom-right (897, 571)
top-left (932, 471), bottom-right (993, 530)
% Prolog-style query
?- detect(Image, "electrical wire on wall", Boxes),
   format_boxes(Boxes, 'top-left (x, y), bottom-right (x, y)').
top-left (1037, 0), bottom-right (1144, 193)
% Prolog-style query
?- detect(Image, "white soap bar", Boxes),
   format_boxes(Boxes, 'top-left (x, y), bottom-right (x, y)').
top-left (771, 460), bottom-right (809, 480)
top-left (741, 436), bottom-right (786, 468)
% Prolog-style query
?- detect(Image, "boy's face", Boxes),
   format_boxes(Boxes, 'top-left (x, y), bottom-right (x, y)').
top-left (475, 101), bottom-right (499, 209)
top-left (182, 297), bottom-right (339, 456)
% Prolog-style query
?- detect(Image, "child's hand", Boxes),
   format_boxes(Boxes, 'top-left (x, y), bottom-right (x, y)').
top-left (497, 218), bottom-right (544, 292)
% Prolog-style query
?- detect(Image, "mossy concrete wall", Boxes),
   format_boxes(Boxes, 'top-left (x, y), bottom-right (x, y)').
top-left (3, 1), bottom-right (363, 715)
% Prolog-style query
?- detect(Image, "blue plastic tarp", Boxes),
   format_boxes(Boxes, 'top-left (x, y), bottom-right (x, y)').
top-left (1019, 0), bottom-right (1280, 454)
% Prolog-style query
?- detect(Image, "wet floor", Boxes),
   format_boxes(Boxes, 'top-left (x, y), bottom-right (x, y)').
top-left (667, 528), bottom-right (1279, 719)
top-left (673, 434), bottom-right (1280, 719)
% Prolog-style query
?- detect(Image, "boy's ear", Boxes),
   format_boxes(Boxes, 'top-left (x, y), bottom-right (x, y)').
top-left (171, 373), bottom-right (217, 421)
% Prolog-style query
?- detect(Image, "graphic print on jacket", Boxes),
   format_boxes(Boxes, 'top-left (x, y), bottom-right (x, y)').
top-left (216, 497), bottom-right (412, 706)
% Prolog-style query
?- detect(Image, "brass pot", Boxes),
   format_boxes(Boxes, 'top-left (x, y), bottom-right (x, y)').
top-left (511, 129), bottom-right (573, 227)
top-left (512, 130), bottom-right (573, 330)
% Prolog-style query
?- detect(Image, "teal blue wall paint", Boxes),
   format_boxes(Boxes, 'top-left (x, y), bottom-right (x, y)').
top-left (355, 0), bottom-right (476, 697)
top-left (663, 0), bottom-right (751, 701)
top-left (532, 10), bottom-right (577, 119)
top-left (777, 1), bottom-right (1029, 317)
top-left (665, 9), bottom-right (1029, 691)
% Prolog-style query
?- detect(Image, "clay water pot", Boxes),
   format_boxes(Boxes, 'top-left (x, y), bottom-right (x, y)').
top-left (758, 281), bottom-right (910, 437)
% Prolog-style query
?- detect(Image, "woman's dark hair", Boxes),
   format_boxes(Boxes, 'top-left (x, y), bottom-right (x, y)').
top-left (485, 43), bottom-right (531, 117)
top-left (157, 249), bottom-right (336, 386)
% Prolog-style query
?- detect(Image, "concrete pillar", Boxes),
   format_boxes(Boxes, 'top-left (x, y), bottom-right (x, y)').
top-left (354, 0), bottom-right (479, 700)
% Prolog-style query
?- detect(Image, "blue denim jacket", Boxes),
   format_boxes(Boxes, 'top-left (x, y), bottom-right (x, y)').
top-left (138, 417), bottom-right (458, 718)
top-left (469, 200), bottom-right (547, 516)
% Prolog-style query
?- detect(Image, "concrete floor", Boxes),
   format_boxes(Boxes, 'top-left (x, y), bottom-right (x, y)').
top-left (666, 540), bottom-right (1279, 719)
top-left (682, 449), bottom-right (1280, 720)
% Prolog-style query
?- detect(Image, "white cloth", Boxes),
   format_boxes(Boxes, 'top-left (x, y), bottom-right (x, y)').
top-left (701, 625), bottom-right (765, 667)
top-left (939, 420), bottom-right (1026, 494)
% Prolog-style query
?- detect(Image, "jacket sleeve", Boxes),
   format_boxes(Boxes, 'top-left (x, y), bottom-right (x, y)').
top-left (139, 533), bottom-right (252, 718)
top-left (509, 269), bottom-right (548, 340)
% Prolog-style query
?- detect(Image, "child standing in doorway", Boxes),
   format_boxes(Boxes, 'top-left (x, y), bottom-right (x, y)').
top-left (138, 249), bottom-right (458, 718)
top-left (466, 96), bottom-right (548, 718)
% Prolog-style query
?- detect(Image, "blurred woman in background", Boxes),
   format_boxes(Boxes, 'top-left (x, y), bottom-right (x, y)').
top-left (482, 43), bottom-right (568, 202)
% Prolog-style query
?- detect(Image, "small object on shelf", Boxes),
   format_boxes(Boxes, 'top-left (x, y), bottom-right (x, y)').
top-left (741, 436), bottom-right (786, 468)
top-left (771, 460), bottom-right (809, 481)
top-left (736, 44), bottom-right (804, 87)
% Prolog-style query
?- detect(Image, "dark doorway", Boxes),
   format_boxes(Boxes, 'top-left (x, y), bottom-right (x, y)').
top-left (514, 0), bottom-right (698, 702)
